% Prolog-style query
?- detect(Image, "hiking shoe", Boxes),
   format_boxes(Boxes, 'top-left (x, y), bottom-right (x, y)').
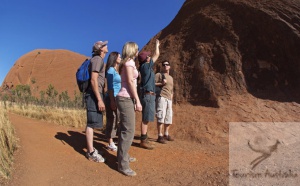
top-left (107, 142), bottom-right (118, 152)
top-left (86, 149), bottom-right (105, 163)
top-left (140, 138), bottom-right (154, 150)
top-left (119, 168), bottom-right (137, 177)
top-left (129, 157), bottom-right (137, 162)
top-left (93, 148), bottom-right (104, 156)
top-left (164, 135), bottom-right (174, 141)
top-left (157, 136), bottom-right (167, 144)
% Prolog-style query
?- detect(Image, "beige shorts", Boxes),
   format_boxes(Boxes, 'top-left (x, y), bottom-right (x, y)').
top-left (156, 96), bottom-right (173, 124)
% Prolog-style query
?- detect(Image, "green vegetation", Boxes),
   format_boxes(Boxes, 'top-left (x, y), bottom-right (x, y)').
top-left (1, 81), bottom-right (84, 109)
top-left (0, 80), bottom-right (89, 128)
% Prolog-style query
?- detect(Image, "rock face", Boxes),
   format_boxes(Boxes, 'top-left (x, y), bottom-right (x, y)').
top-left (142, 0), bottom-right (300, 106)
top-left (2, 49), bottom-right (87, 98)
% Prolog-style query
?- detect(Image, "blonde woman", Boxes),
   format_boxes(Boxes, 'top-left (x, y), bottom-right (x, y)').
top-left (116, 42), bottom-right (142, 176)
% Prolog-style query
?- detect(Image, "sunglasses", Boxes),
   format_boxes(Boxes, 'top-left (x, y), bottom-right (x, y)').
top-left (162, 64), bottom-right (170, 66)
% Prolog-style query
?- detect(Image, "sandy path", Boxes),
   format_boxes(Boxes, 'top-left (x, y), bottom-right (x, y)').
top-left (4, 113), bottom-right (227, 186)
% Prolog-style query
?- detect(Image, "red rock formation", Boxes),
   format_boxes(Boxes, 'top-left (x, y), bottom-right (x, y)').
top-left (142, 0), bottom-right (300, 106)
top-left (2, 49), bottom-right (87, 98)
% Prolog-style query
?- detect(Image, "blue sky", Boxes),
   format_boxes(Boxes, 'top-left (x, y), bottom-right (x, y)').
top-left (0, 0), bottom-right (185, 85)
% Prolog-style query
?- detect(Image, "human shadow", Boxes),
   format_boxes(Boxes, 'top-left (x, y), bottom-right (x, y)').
top-left (54, 130), bottom-right (118, 171)
top-left (93, 130), bottom-right (108, 142)
top-left (55, 131), bottom-right (87, 156)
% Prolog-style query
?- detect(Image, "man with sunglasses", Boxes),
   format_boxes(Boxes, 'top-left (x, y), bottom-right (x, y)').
top-left (155, 61), bottom-right (174, 144)
top-left (138, 39), bottom-right (160, 150)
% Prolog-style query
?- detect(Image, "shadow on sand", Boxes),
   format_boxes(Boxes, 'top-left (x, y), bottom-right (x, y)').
top-left (54, 130), bottom-right (118, 171)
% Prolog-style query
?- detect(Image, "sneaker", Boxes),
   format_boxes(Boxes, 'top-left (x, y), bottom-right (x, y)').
top-left (164, 135), bottom-right (174, 141)
top-left (86, 149), bottom-right (105, 163)
top-left (85, 148), bottom-right (104, 156)
top-left (107, 142), bottom-right (118, 152)
top-left (93, 148), bottom-right (104, 156)
top-left (140, 138), bottom-right (154, 150)
top-left (157, 136), bottom-right (167, 144)
top-left (119, 168), bottom-right (137, 177)
top-left (129, 157), bottom-right (137, 162)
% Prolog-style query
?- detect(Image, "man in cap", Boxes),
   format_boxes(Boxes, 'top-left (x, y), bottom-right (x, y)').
top-left (138, 39), bottom-right (160, 150)
top-left (85, 40), bottom-right (108, 162)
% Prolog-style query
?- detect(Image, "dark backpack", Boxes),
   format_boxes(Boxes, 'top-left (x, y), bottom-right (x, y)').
top-left (76, 59), bottom-right (91, 93)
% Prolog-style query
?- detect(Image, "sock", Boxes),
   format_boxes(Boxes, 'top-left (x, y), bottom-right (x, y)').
top-left (158, 133), bottom-right (163, 137)
top-left (90, 151), bottom-right (95, 155)
top-left (164, 132), bottom-right (169, 136)
top-left (141, 134), bottom-right (148, 140)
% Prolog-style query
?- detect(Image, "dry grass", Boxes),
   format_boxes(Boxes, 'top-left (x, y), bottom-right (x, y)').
top-left (0, 102), bottom-right (18, 182)
top-left (8, 104), bottom-right (88, 128)
top-left (0, 103), bottom-right (105, 183)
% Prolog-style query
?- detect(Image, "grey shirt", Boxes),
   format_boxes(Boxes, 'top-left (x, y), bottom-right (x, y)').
top-left (90, 55), bottom-right (105, 93)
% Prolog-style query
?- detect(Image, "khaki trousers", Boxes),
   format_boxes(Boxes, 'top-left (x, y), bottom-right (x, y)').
top-left (116, 96), bottom-right (135, 170)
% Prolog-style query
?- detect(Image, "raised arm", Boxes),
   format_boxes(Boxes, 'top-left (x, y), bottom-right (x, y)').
top-left (152, 39), bottom-right (160, 63)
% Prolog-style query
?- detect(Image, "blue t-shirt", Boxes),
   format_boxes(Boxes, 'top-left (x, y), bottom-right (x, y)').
top-left (106, 67), bottom-right (121, 97)
top-left (140, 59), bottom-right (155, 92)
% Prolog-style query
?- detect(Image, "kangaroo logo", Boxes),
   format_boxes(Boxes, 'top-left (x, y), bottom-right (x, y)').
top-left (248, 139), bottom-right (280, 170)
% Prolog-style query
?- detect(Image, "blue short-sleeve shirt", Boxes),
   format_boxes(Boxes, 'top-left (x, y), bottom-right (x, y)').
top-left (139, 59), bottom-right (155, 92)
top-left (106, 67), bottom-right (121, 97)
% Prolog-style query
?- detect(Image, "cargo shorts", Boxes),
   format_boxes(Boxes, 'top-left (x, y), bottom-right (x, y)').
top-left (85, 90), bottom-right (104, 129)
top-left (156, 96), bottom-right (173, 124)
top-left (141, 93), bottom-right (156, 122)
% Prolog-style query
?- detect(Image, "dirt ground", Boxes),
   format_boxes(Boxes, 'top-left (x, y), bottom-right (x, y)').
top-left (3, 93), bottom-right (300, 186)
top-left (3, 113), bottom-right (228, 186)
